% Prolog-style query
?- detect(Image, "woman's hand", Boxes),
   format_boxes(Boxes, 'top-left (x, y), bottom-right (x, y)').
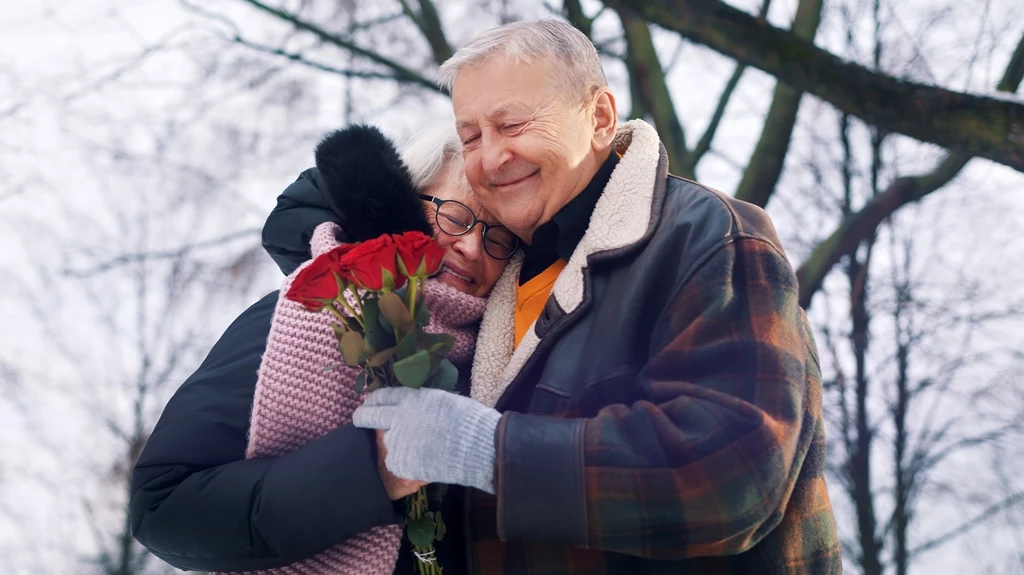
top-left (356, 387), bottom-right (500, 494)
top-left (376, 429), bottom-right (428, 500)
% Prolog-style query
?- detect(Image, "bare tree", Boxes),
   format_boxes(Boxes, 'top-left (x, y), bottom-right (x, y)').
top-left (0, 96), bottom-right (271, 574)
top-left (2, 0), bottom-right (1023, 572)
top-left (808, 4), bottom-right (1024, 573)
top-left (170, 0), bottom-right (1024, 310)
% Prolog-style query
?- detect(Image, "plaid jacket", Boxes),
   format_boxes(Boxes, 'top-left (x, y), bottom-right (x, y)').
top-left (464, 120), bottom-right (840, 574)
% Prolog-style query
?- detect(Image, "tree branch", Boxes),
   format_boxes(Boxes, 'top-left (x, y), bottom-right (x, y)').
top-left (229, 34), bottom-right (414, 81)
top-left (238, 0), bottom-right (444, 94)
top-left (617, 10), bottom-right (690, 176)
top-left (606, 0), bottom-right (1024, 172)
top-left (679, 0), bottom-right (777, 175)
top-left (734, 0), bottom-right (823, 207)
top-left (62, 227), bottom-right (261, 278)
top-left (562, 0), bottom-right (594, 38)
top-left (398, 0), bottom-right (453, 65)
top-left (686, 62), bottom-right (745, 174)
top-left (797, 32), bottom-right (1024, 308)
top-left (910, 491), bottom-right (1024, 557)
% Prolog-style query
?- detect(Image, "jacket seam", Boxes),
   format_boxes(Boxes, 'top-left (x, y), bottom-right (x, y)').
top-left (574, 418), bottom-right (590, 548)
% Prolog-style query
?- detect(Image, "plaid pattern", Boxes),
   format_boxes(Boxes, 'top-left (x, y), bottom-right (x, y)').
top-left (469, 237), bottom-right (840, 574)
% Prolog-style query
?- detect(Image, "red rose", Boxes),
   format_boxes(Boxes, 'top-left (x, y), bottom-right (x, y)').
top-left (340, 234), bottom-right (406, 291)
top-left (285, 245), bottom-right (353, 310)
top-left (395, 231), bottom-right (446, 279)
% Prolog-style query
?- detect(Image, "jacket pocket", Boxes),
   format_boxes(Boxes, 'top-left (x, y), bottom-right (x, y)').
top-left (534, 369), bottom-right (641, 418)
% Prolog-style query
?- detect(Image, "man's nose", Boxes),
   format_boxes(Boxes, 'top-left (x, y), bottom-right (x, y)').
top-left (480, 134), bottom-right (512, 176)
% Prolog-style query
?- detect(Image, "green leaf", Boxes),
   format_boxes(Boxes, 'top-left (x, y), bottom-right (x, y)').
top-left (378, 292), bottom-right (414, 331)
top-left (343, 316), bottom-right (361, 333)
top-left (396, 255), bottom-right (411, 279)
top-left (395, 332), bottom-right (417, 360)
top-left (377, 310), bottom-right (393, 333)
top-left (392, 285), bottom-right (410, 308)
top-left (340, 331), bottom-right (363, 366)
top-left (331, 322), bottom-right (347, 339)
top-left (432, 359), bottom-right (459, 392)
top-left (428, 333), bottom-right (456, 355)
top-left (381, 267), bottom-right (397, 291)
top-left (354, 371), bottom-right (366, 395)
top-left (415, 304), bottom-right (430, 326)
top-left (407, 512), bottom-right (436, 549)
top-left (435, 511), bottom-right (446, 541)
top-left (392, 349), bottom-right (432, 389)
top-left (416, 332), bottom-right (441, 349)
top-left (366, 347), bottom-right (396, 367)
top-left (361, 297), bottom-right (394, 351)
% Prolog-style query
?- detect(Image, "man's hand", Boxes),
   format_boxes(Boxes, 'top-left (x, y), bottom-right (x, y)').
top-left (375, 429), bottom-right (427, 500)
top-left (353, 387), bottom-right (501, 494)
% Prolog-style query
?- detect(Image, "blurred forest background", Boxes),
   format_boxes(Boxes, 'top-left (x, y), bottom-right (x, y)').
top-left (1, 0), bottom-right (1023, 573)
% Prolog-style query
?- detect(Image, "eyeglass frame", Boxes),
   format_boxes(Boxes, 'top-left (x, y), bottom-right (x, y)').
top-left (418, 194), bottom-right (520, 260)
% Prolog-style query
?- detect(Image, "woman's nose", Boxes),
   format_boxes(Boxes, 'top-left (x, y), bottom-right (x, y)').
top-left (451, 227), bottom-right (485, 261)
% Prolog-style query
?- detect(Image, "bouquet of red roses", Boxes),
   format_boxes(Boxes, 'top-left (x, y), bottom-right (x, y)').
top-left (285, 230), bottom-right (455, 575)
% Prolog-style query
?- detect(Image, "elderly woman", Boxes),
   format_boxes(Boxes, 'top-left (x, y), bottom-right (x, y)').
top-left (130, 123), bottom-right (515, 574)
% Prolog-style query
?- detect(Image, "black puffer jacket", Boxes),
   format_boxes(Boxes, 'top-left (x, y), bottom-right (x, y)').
top-left (130, 128), bottom-right (465, 573)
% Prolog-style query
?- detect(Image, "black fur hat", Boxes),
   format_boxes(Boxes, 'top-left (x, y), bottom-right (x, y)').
top-left (314, 125), bottom-right (434, 242)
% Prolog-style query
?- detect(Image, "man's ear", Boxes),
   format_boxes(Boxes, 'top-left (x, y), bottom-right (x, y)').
top-left (591, 88), bottom-right (618, 151)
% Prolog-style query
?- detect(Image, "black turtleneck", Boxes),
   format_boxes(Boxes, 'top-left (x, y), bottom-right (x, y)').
top-left (518, 151), bottom-right (619, 285)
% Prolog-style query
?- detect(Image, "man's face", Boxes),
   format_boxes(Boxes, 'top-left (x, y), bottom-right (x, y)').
top-left (452, 56), bottom-right (597, 244)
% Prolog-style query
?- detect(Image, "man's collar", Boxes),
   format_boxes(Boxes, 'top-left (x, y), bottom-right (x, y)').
top-left (519, 151), bottom-right (619, 283)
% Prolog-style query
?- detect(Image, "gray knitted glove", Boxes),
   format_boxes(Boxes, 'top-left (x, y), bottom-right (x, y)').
top-left (352, 387), bottom-right (501, 494)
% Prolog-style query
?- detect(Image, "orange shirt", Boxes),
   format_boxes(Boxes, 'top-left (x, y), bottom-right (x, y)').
top-left (513, 259), bottom-right (567, 348)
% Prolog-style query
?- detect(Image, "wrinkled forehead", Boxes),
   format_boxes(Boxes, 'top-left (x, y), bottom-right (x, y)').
top-left (452, 57), bottom-right (564, 128)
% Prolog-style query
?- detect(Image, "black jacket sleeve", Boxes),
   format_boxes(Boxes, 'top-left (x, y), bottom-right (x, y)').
top-left (130, 291), bottom-right (401, 572)
top-left (262, 169), bottom-right (341, 276)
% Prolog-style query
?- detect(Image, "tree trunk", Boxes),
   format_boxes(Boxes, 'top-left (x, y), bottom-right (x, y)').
top-left (618, 10), bottom-right (690, 177)
top-left (839, 111), bottom-right (884, 575)
top-left (893, 334), bottom-right (910, 575)
top-left (734, 0), bottom-right (822, 208)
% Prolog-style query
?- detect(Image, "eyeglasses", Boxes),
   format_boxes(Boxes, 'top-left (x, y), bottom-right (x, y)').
top-left (419, 194), bottom-right (520, 260)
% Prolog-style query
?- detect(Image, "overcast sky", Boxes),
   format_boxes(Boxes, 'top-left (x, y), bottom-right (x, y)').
top-left (2, 1), bottom-right (1023, 573)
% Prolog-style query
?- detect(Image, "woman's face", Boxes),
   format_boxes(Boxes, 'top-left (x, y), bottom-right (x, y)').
top-left (422, 164), bottom-right (509, 297)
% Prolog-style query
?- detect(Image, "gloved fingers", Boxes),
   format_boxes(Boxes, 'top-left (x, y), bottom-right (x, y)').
top-left (351, 404), bottom-right (398, 429)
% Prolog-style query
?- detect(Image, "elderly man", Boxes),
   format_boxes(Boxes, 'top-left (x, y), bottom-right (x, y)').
top-left (352, 19), bottom-right (841, 574)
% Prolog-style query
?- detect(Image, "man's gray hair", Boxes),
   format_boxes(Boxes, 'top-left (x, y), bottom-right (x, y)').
top-left (437, 19), bottom-right (607, 103)
top-left (401, 122), bottom-right (471, 195)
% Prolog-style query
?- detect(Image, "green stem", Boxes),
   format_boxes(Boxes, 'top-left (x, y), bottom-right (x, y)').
top-left (326, 301), bottom-right (362, 329)
top-left (407, 485), bottom-right (441, 575)
top-left (353, 289), bottom-right (365, 316)
top-left (407, 276), bottom-right (419, 322)
top-left (333, 288), bottom-right (365, 329)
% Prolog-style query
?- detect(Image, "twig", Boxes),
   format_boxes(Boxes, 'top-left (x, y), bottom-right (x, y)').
top-left (910, 492), bottom-right (1024, 556)
top-left (238, 0), bottom-right (443, 94)
top-left (229, 34), bottom-right (410, 81)
top-left (62, 227), bottom-right (260, 278)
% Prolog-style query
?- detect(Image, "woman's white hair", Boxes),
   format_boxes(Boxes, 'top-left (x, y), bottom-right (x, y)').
top-left (437, 19), bottom-right (607, 104)
top-left (401, 122), bottom-right (471, 195)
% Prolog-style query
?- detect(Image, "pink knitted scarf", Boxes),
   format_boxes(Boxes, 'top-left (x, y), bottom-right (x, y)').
top-left (217, 222), bottom-right (487, 575)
